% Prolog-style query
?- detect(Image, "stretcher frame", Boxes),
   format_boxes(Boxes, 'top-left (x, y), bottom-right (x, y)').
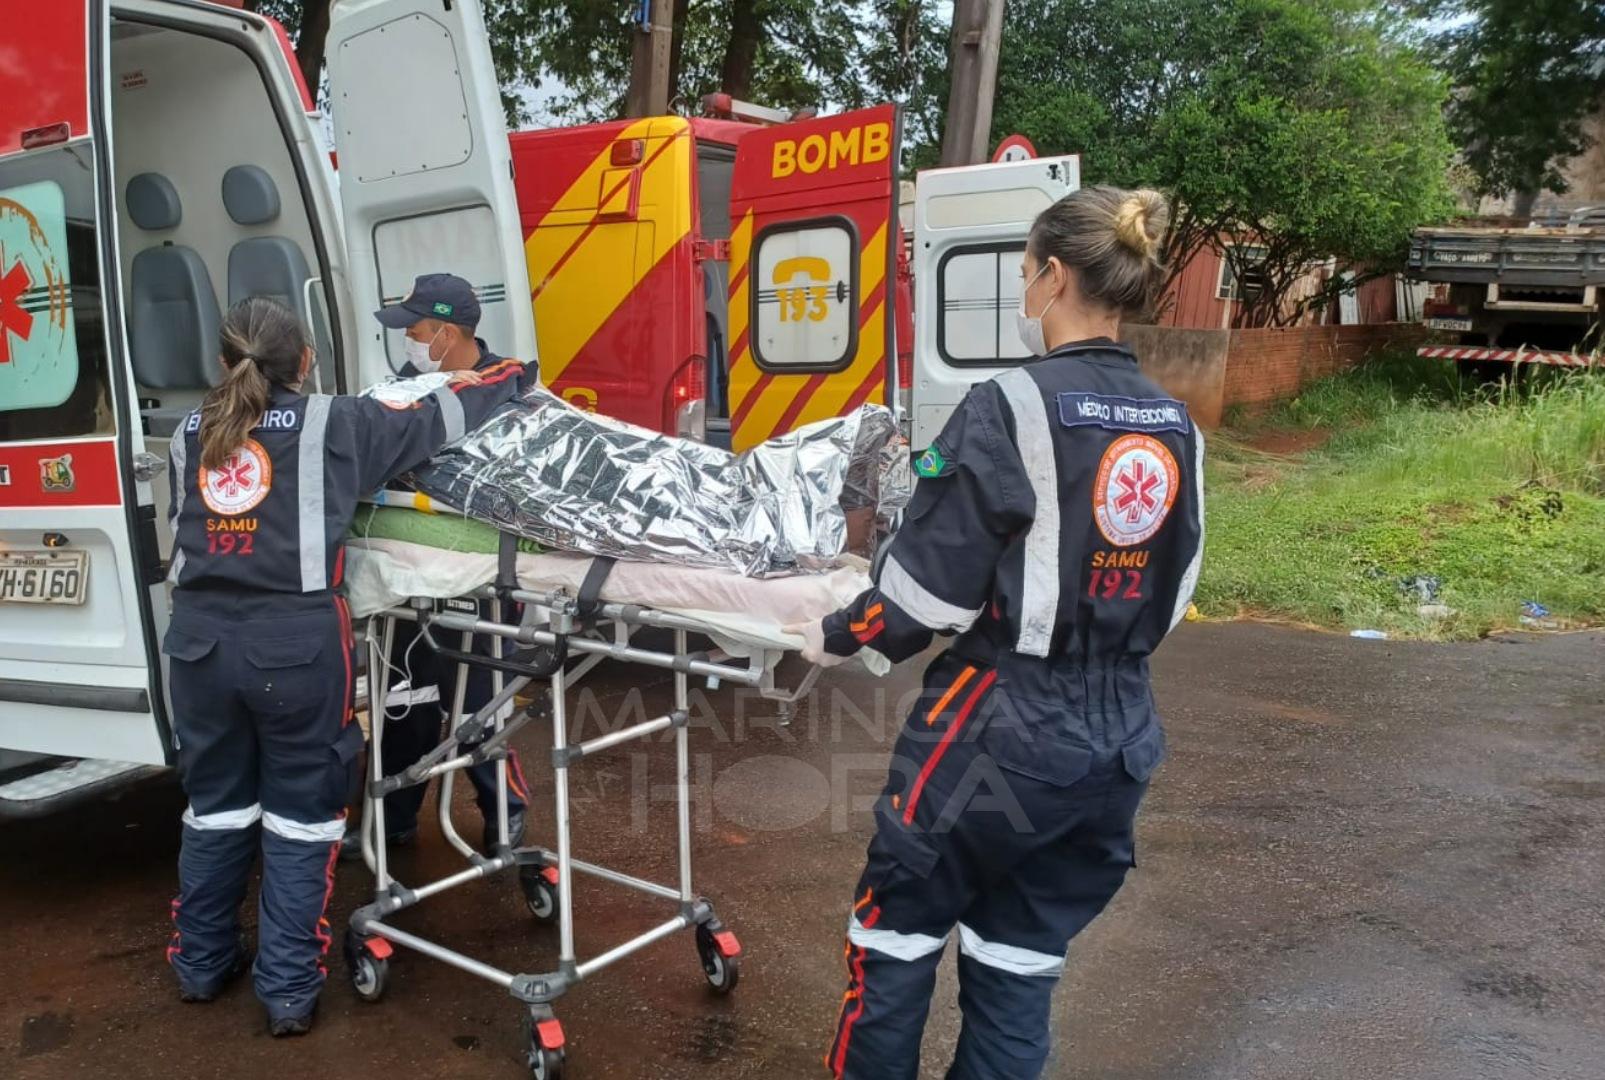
top-left (345, 581), bottom-right (813, 1078)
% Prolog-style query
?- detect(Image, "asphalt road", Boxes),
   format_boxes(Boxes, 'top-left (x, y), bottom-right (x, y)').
top-left (3, 622), bottom-right (1602, 1079)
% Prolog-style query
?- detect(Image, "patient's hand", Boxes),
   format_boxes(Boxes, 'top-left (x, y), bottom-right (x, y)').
top-left (446, 368), bottom-right (485, 386)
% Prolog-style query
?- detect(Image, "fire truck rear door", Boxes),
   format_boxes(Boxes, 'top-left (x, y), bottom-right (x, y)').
top-left (324, 0), bottom-right (537, 386)
top-left (725, 105), bottom-right (900, 451)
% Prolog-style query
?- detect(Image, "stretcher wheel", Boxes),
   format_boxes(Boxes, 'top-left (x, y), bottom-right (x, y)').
top-left (520, 865), bottom-right (560, 924)
top-left (696, 921), bottom-right (741, 996)
top-left (523, 1008), bottom-right (566, 1080)
top-left (344, 930), bottom-right (391, 1003)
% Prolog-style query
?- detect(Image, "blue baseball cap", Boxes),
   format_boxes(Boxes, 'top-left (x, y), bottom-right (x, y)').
top-left (375, 272), bottom-right (481, 329)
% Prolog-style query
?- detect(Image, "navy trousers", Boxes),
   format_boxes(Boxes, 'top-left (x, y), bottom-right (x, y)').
top-left (374, 616), bottom-right (528, 834)
top-left (827, 652), bottom-right (1166, 1080)
top-left (163, 593), bottom-right (362, 1021)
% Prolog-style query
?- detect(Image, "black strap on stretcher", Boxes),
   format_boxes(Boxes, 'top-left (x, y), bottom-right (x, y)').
top-left (575, 556), bottom-right (616, 631)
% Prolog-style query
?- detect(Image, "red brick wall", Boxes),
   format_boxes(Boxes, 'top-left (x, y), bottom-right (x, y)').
top-left (1222, 323), bottom-right (1429, 412)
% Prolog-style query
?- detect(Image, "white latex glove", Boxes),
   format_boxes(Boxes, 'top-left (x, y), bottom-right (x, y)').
top-left (782, 620), bottom-right (849, 668)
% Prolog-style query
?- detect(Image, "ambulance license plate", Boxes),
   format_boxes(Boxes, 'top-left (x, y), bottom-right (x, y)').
top-left (0, 550), bottom-right (89, 606)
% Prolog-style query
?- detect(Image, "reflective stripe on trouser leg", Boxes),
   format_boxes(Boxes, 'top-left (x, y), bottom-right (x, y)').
top-left (170, 817), bottom-right (258, 993)
top-left (828, 922), bottom-right (946, 1080)
top-left (256, 827), bottom-right (342, 1022)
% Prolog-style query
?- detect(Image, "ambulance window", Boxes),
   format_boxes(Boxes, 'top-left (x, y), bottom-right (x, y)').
top-left (0, 145), bottom-right (115, 441)
top-left (751, 217), bottom-right (858, 372)
top-left (936, 242), bottom-right (1034, 367)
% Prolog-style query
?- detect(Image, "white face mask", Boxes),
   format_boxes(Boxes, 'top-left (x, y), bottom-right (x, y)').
top-left (1015, 263), bottom-right (1057, 357)
top-left (404, 325), bottom-right (446, 373)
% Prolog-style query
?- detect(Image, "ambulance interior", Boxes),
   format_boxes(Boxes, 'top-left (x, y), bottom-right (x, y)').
top-left (108, 16), bottom-right (335, 557)
top-left (109, 19), bottom-right (332, 436)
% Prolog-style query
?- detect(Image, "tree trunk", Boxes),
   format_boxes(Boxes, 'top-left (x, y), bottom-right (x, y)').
top-left (667, 0), bottom-right (691, 108)
top-left (720, 0), bottom-right (763, 99)
top-left (1513, 188), bottom-right (1539, 220)
top-left (296, 0), bottom-right (333, 101)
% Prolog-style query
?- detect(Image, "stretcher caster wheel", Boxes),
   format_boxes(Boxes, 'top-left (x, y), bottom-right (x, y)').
top-left (696, 921), bottom-right (742, 996)
top-left (344, 930), bottom-right (392, 1003)
top-left (520, 865), bottom-right (560, 924)
top-left (523, 1007), bottom-right (566, 1080)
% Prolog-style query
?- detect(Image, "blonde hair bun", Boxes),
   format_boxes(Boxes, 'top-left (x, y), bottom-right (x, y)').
top-left (1114, 190), bottom-right (1168, 263)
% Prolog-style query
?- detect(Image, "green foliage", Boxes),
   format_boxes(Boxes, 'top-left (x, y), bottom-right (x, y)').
top-left (1200, 358), bottom-right (1605, 638)
top-left (1424, 0), bottom-right (1605, 202)
top-left (989, 0), bottom-right (1456, 327)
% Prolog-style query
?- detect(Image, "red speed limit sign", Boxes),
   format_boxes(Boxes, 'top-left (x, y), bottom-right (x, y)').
top-left (993, 134), bottom-right (1037, 162)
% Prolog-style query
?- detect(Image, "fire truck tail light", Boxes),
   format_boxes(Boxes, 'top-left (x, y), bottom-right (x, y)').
top-left (610, 139), bottom-right (644, 166)
top-left (21, 123), bottom-right (71, 150)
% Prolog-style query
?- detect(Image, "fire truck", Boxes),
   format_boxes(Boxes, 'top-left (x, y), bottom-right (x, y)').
top-left (0, 0), bottom-right (1076, 815)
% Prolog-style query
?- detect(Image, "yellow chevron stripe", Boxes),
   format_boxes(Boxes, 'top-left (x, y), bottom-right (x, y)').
top-left (725, 210), bottom-right (757, 412)
top-left (524, 116), bottom-right (693, 384)
top-left (737, 221), bottom-right (891, 444)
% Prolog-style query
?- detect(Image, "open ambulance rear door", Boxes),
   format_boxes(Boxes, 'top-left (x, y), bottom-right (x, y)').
top-left (725, 105), bottom-right (901, 451)
top-left (325, 0), bottom-right (537, 385)
top-left (909, 155), bottom-right (1079, 449)
top-left (0, 2), bottom-right (173, 809)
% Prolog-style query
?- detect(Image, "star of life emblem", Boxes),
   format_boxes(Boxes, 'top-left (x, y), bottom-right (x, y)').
top-left (1093, 433), bottom-right (1178, 547)
top-left (200, 438), bottom-right (272, 515)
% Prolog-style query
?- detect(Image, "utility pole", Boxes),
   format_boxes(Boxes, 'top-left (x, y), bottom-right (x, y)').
top-left (939, 0), bottom-right (1005, 166)
top-left (624, 0), bottom-right (674, 118)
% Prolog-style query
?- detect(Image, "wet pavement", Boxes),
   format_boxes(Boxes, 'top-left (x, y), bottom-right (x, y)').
top-left (3, 622), bottom-right (1602, 1079)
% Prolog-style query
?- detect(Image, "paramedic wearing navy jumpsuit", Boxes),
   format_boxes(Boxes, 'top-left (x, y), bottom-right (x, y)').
top-left (163, 296), bottom-right (531, 1035)
top-left (790, 187), bottom-right (1205, 1079)
top-left (343, 272), bottom-right (535, 858)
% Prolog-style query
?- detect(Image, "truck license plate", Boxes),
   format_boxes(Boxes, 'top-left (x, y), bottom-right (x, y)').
top-left (0, 550), bottom-right (89, 605)
top-left (1426, 317), bottom-right (1473, 332)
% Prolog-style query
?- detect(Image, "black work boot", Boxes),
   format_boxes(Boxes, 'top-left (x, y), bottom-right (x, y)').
top-left (337, 825), bottom-right (417, 863)
top-left (483, 809), bottom-right (526, 854)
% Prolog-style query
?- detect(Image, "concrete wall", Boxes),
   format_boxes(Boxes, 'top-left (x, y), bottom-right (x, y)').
top-left (1121, 322), bottom-right (1430, 427)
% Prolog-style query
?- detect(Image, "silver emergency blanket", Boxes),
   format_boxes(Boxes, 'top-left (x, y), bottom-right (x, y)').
top-left (372, 378), bottom-right (911, 577)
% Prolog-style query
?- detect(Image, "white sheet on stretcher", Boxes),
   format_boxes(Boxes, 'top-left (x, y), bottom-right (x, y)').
top-left (344, 538), bottom-right (889, 674)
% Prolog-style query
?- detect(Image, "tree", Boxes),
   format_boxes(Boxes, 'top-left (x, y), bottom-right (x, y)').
top-left (1422, 0), bottom-right (1605, 208)
top-left (990, 0), bottom-right (1456, 326)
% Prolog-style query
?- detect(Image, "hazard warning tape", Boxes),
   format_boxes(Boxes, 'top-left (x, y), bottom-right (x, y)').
top-left (1417, 346), bottom-right (1599, 368)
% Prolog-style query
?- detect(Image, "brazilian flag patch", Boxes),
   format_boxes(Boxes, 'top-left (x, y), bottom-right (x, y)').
top-left (914, 445), bottom-right (950, 478)
top-left (432, 301), bottom-right (454, 316)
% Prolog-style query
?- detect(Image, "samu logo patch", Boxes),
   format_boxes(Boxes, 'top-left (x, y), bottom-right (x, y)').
top-left (199, 438), bottom-right (272, 516)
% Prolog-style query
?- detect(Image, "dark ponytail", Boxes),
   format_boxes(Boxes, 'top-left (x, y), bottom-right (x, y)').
top-left (199, 298), bottom-right (306, 470)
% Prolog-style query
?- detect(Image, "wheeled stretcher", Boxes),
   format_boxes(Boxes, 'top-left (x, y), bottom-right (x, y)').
top-left (342, 535), bottom-right (856, 1078)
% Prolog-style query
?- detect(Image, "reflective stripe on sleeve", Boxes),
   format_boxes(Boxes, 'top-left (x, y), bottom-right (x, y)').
top-left (298, 394), bottom-right (331, 592)
top-left (847, 916), bottom-right (948, 962)
top-left (262, 810), bottom-right (346, 843)
top-left (996, 368), bottom-right (1059, 658)
top-left (1169, 426), bottom-right (1206, 632)
top-left (879, 553), bottom-right (983, 633)
top-left (167, 422), bottom-right (189, 586)
top-left (432, 385), bottom-right (466, 444)
top-left (182, 803), bottom-right (262, 831)
top-left (957, 922), bottom-right (1064, 977)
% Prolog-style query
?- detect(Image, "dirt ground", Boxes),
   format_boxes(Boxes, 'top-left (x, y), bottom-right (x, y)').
top-left (3, 622), bottom-right (1602, 1079)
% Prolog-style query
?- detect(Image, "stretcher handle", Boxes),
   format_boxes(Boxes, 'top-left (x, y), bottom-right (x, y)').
top-left (417, 615), bottom-right (568, 679)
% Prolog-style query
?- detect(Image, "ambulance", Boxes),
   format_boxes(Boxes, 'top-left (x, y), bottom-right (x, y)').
top-left (0, 0), bottom-right (536, 814)
top-left (0, 0), bottom-right (1076, 815)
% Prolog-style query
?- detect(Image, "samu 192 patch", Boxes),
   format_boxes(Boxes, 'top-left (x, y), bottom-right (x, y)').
top-left (914, 444), bottom-right (952, 478)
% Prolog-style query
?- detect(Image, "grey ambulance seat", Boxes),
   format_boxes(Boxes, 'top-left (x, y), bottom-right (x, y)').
top-left (126, 172), bottom-right (221, 438)
top-left (222, 165), bottom-right (314, 321)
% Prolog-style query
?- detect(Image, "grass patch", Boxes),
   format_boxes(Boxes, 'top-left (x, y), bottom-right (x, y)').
top-left (1197, 353), bottom-right (1605, 638)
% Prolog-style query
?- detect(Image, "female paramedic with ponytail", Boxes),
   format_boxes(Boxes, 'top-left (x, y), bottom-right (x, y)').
top-left (790, 187), bottom-right (1204, 1079)
top-left (162, 297), bottom-right (532, 1036)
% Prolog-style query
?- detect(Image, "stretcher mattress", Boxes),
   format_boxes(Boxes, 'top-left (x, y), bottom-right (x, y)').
top-left (344, 536), bottom-right (887, 672)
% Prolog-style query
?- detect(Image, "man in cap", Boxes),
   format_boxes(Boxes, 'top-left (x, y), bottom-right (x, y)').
top-left (344, 273), bottom-right (537, 860)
